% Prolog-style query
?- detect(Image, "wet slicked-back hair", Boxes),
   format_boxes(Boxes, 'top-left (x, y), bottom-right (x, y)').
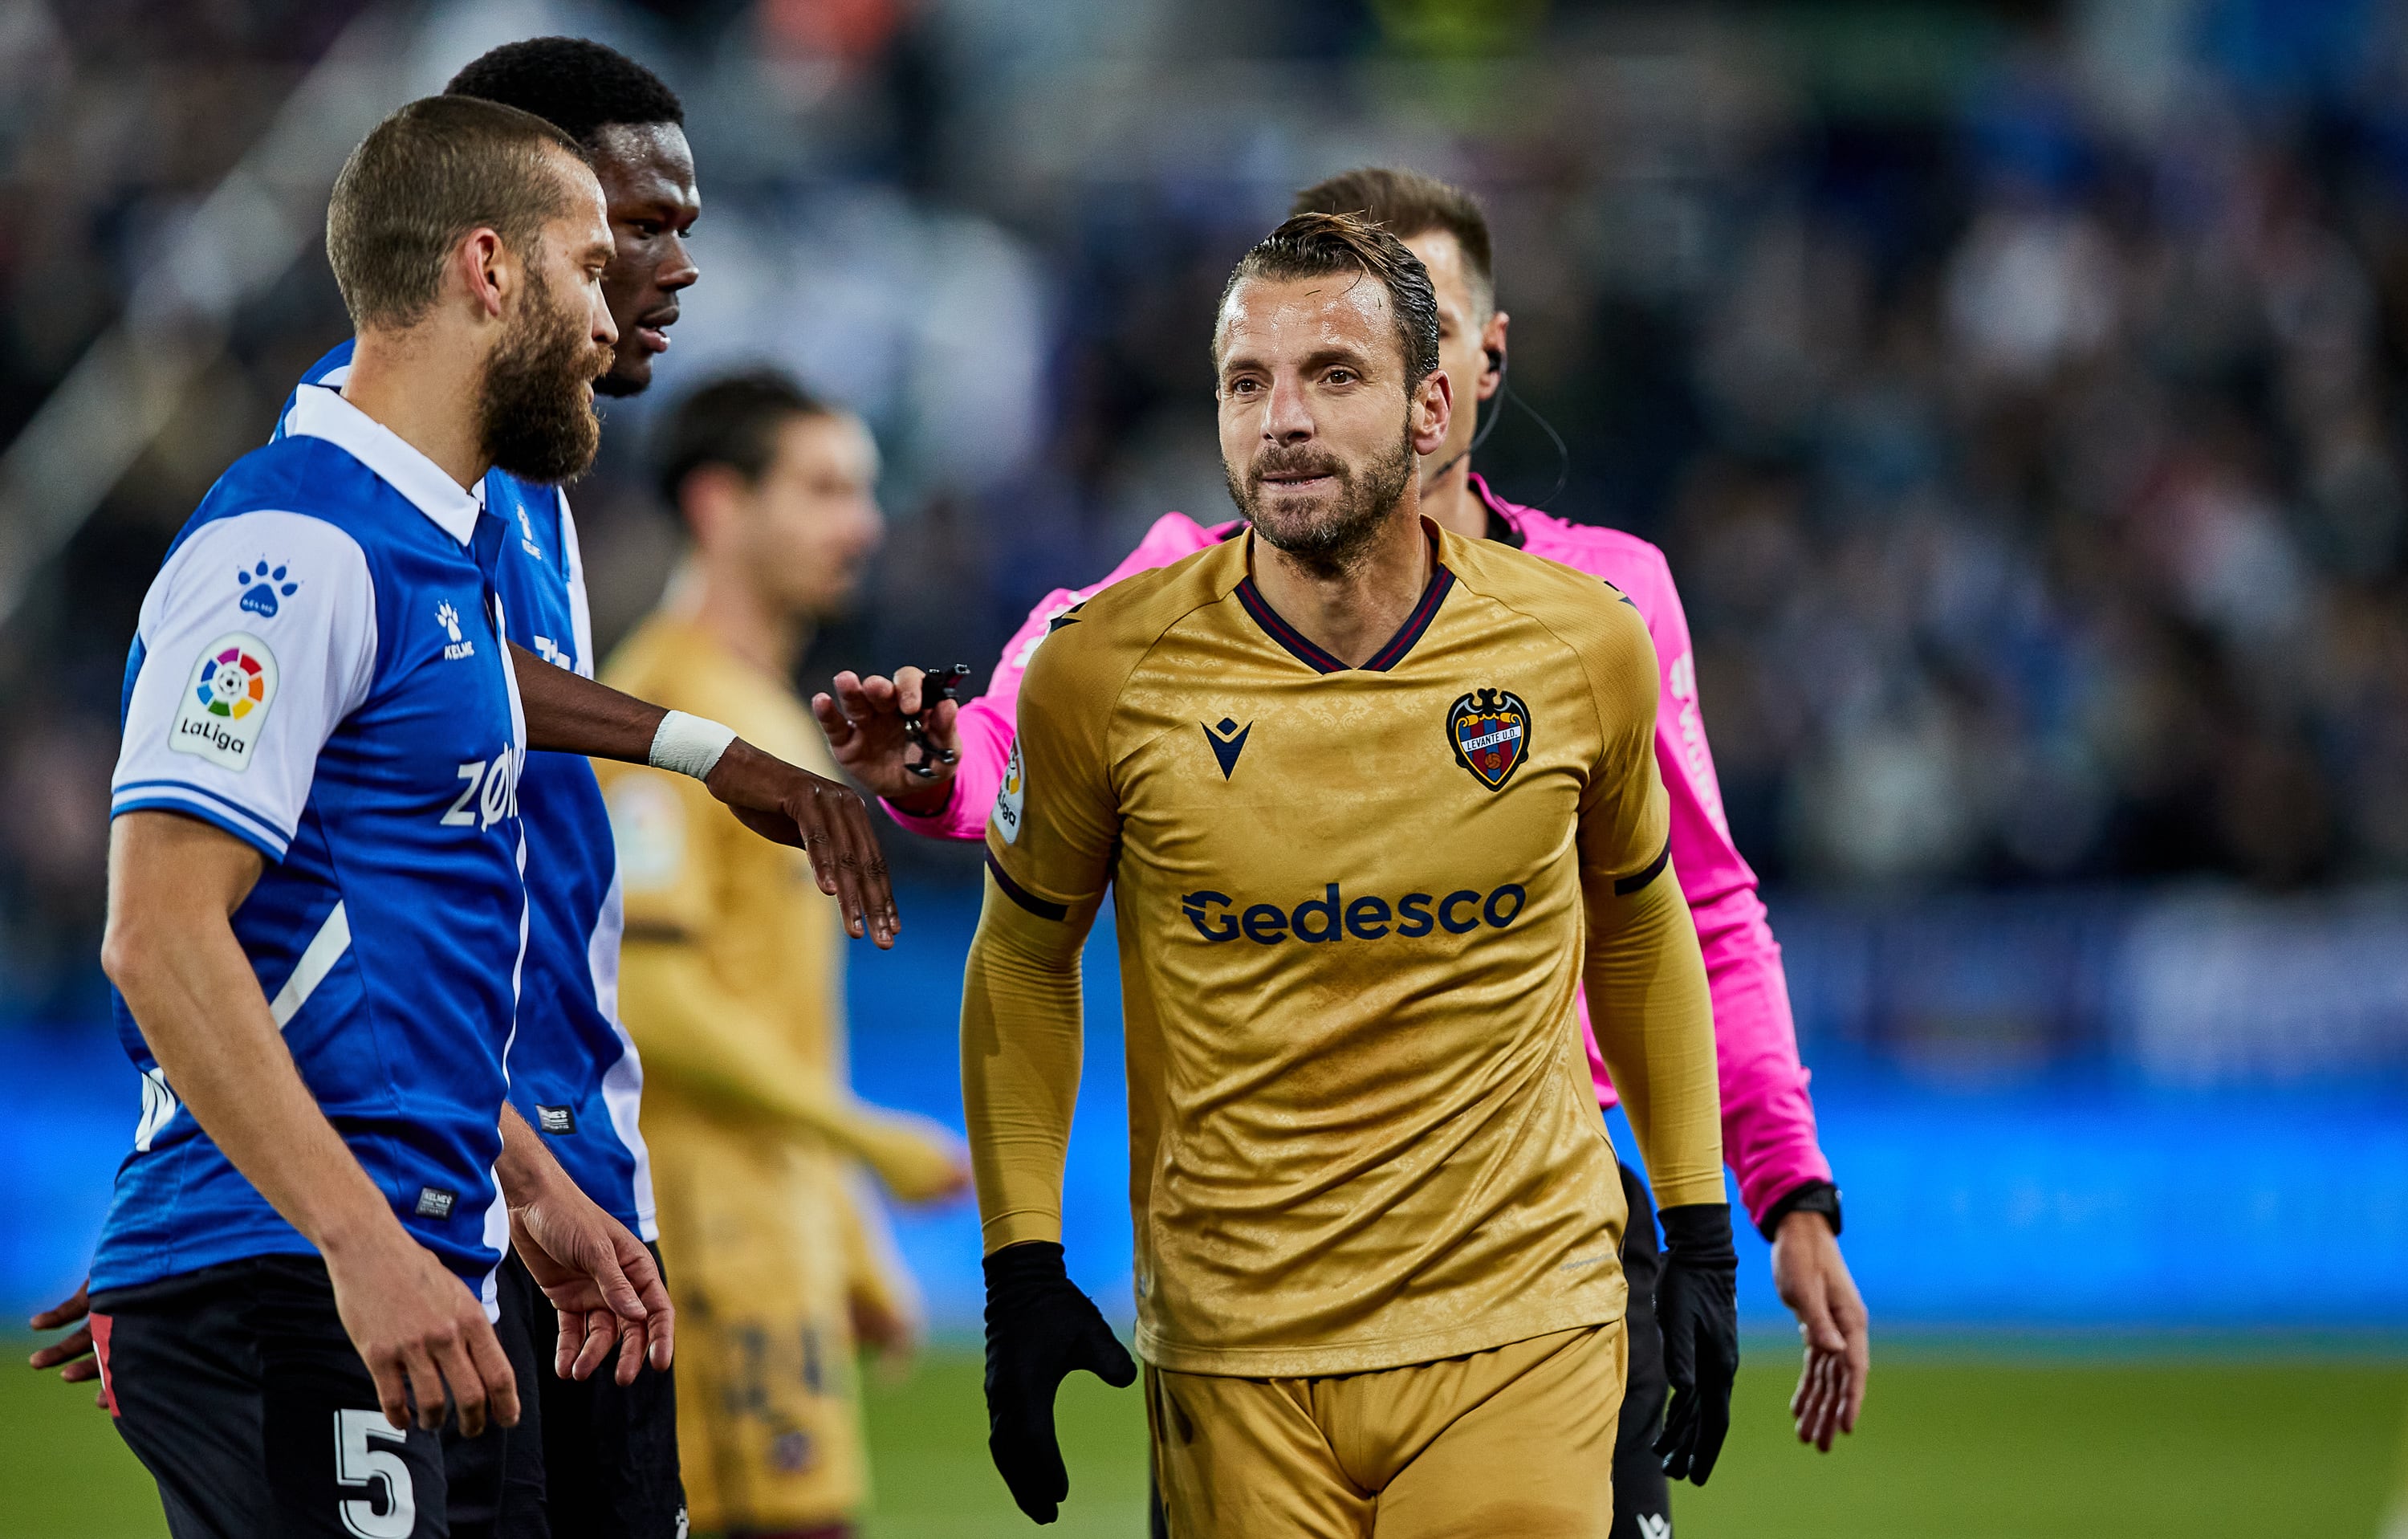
top-left (654, 368), bottom-right (833, 510)
top-left (1218, 212), bottom-right (1442, 384)
top-left (445, 36), bottom-right (683, 147)
top-left (326, 95), bottom-right (588, 331)
top-left (1291, 167), bottom-right (1494, 311)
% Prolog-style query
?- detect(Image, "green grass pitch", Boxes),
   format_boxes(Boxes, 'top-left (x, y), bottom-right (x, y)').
top-left (5, 1342), bottom-right (2404, 1537)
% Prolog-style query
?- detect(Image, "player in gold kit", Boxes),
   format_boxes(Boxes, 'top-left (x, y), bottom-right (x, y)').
top-left (958, 214), bottom-right (1740, 1536)
top-left (600, 373), bottom-right (968, 1537)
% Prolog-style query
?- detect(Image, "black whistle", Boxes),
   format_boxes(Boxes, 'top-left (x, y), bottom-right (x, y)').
top-left (902, 663), bottom-right (971, 779)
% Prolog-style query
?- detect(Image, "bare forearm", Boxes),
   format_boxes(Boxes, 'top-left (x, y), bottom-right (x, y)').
top-left (514, 643), bottom-right (667, 759)
top-left (496, 1103), bottom-right (575, 1208)
top-left (518, 648), bottom-right (816, 796)
top-left (526, 645), bottom-right (898, 944)
top-left (114, 918), bottom-right (399, 1257)
top-left (619, 942), bottom-right (955, 1195)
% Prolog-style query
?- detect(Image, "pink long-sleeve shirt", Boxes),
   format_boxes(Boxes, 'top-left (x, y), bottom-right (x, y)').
top-left (889, 475), bottom-right (1833, 1230)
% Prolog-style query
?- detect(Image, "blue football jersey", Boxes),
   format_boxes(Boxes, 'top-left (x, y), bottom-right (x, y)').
top-left (279, 340), bottom-right (656, 1240)
top-left (96, 385), bottom-right (528, 1296)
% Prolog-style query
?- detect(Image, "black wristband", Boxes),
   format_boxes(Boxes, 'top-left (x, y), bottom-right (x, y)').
top-left (1755, 1179), bottom-right (1842, 1242)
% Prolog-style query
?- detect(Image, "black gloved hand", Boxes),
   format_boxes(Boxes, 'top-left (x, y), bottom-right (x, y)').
top-left (1653, 1201), bottom-right (1740, 1486)
top-left (983, 1240), bottom-right (1138, 1524)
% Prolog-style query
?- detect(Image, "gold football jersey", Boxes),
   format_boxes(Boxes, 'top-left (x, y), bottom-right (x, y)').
top-left (600, 614), bottom-right (946, 1525)
top-left (965, 521), bottom-right (1721, 1378)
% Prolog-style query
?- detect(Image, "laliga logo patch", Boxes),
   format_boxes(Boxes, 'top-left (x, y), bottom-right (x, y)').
top-left (1447, 687), bottom-right (1530, 791)
top-left (172, 633), bottom-right (279, 771)
top-left (992, 738), bottom-right (1026, 844)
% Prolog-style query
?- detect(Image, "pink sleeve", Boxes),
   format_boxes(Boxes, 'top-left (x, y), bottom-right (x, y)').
top-left (1581, 551), bottom-right (1832, 1231)
top-left (880, 513), bottom-right (1226, 841)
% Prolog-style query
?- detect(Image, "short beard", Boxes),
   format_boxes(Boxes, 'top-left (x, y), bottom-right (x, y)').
top-left (1227, 415), bottom-right (1417, 577)
top-left (478, 265), bottom-right (611, 485)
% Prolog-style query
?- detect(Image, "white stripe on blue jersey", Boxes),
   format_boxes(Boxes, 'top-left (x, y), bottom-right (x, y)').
top-left (279, 340), bottom-right (657, 1240)
top-left (94, 385), bottom-right (528, 1298)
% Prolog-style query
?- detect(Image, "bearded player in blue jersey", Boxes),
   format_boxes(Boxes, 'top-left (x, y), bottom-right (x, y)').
top-left (40, 40), bottom-right (722, 1539)
top-left (266, 41), bottom-right (709, 1539)
top-left (47, 94), bottom-right (898, 1539)
top-left (39, 39), bottom-right (724, 1539)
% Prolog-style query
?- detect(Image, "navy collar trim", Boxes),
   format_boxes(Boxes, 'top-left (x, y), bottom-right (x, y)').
top-left (1235, 543), bottom-right (1455, 675)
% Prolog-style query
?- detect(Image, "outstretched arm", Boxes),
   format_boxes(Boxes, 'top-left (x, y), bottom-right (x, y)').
top-left (618, 934), bottom-right (967, 1202)
top-left (511, 644), bottom-right (898, 947)
top-left (818, 512), bottom-right (1227, 841)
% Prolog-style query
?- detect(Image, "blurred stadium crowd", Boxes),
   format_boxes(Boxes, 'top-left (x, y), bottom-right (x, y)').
top-left (3, 0), bottom-right (2408, 1026)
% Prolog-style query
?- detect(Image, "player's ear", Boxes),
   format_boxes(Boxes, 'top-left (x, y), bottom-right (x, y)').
top-left (1479, 311), bottom-right (1510, 401)
top-left (677, 463), bottom-right (749, 548)
top-left (1411, 366), bottom-right (1453, 458)
top-left (452, 227), bottom-right (509, 321)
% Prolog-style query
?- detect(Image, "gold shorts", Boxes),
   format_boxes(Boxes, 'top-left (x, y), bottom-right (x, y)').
top-left (653, 1120), bottom-right (866, 1533)
top-left (1148, 1323), bottom-right (1625, 1538)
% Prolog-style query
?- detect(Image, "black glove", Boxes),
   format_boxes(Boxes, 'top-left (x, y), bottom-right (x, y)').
top-left (983, 1240), bottom-right (1138, 1524)
top-left (1653, 1201), bottom-right (1739, 1485)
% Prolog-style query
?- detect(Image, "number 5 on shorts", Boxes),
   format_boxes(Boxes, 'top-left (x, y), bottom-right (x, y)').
top-left (334, 1408), bottom-right (417, 1539)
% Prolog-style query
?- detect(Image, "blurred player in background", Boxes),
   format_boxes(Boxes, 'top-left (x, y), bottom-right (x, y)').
top-left (952, 211), bottom-right (1738, 1533)
top-left (819, 167), bottom-right (1867, 1537)
top-left (600, 371), bottom-right (968, 1539)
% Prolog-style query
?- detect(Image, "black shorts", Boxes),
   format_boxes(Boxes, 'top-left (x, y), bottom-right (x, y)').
top-left (445, 1248), bottom-right (549, 1539)
top-left (1611, 1160), bottom-right (1674, 1538)
top-left (92, 1254), bottom-right (470, 1539)
top-left (507, 1241), bottom-right (685, 1539)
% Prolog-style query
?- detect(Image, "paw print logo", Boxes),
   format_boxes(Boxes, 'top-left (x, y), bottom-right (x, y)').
top-left (236, 560), bottom-right (299, 619)
top-left (435, 601), bottom-right (462, 643)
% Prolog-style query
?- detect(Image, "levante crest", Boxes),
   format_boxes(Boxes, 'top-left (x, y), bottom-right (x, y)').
top-left (1447, 687), bottom-right (1531, 791)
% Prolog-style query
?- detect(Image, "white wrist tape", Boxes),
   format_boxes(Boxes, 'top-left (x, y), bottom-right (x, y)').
top-left (648, 710), bottom-right (738, 781)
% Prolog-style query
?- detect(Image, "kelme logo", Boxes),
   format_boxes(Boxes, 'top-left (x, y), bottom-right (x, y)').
top-left (235, 559), bottom-right (299, 618)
